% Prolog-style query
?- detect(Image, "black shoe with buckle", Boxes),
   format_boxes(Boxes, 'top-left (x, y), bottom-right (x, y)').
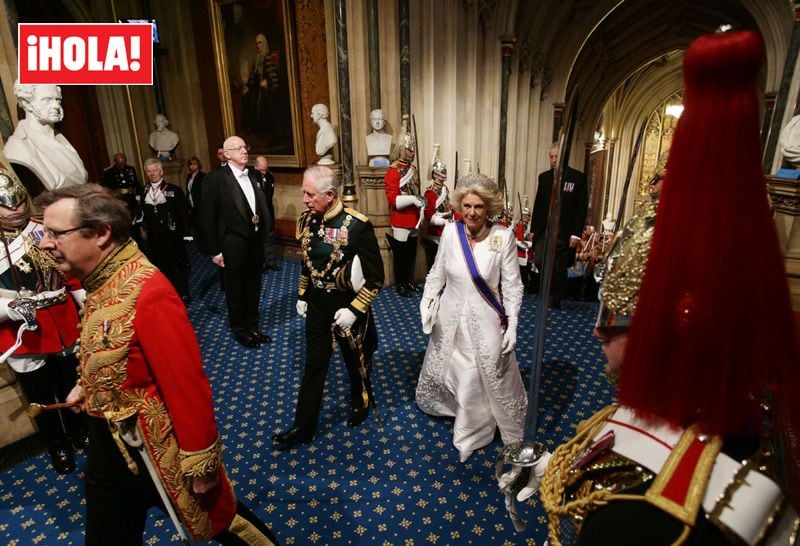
top-left (272, 427), bottom-right (313, 448)
top-left (235, 333), bottom-right (261, 348)
top-left (47, 442), bottom-right (76, 475)
top-left (71, 432), bottom-right (91, 451)
top-left (346, 406), bottom-right (368, 428)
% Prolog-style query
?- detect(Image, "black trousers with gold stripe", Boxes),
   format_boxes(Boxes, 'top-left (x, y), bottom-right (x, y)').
top-left (292, 289), bottom-right (378, 435)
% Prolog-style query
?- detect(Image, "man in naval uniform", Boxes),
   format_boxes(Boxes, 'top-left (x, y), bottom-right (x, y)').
top-left (101, 152), bottom-right (144, 248)
top-left (273, 165), bottom-right (383, 448)
top-left (38, 184), bottom-right (277, 546)
top-left (384, 131), bottom-right (425, 296)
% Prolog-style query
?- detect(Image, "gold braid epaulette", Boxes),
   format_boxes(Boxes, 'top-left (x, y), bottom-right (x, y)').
top-left (180, 436), bottom-right (222, 477)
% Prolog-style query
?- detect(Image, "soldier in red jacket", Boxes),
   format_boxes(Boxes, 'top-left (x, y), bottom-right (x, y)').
top-left (384, 129), bottom-right (425, 297)
top-left (0, 168), bottom-right (86, 474)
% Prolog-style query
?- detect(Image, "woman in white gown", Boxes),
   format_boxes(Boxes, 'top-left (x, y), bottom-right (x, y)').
top-left (416, 172), bottom-right (527, 462)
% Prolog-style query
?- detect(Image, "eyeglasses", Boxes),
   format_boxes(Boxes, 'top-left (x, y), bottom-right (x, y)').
top-left (224, 145), bottom-right (250, 152)
top-left (42, 225), bottom-right (85, 240)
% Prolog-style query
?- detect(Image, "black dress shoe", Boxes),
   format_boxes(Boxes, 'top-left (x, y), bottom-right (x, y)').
top-left (396, 285), bottom-right (411, 297)
top-left (265, 262), bottom-right (281, 271)
top-left (47, 443), bottom-right (76, 475)
top-left (406, 283), bottom-right (421, 292)
top-left (346, 406), bottom-right (368, 428)
top-left (272, 427), bottom-right (313, 447)
top-left (235, 333), bottom-right (260, 348)
top-left (251, 331), bottom-right (272, 344)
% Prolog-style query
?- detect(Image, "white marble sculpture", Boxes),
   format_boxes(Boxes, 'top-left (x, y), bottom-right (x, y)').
top-left (365, 109), bottom-right (392, 167)
top-left (311, 103), bottom-right (337, 165)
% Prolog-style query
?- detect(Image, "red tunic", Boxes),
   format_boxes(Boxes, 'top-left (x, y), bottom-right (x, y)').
top-left (80, 244), bottom-right (236, 541)
top-left (384, 160), bottom-right (420, 228)
top-left (0, 220), bottom-right (80, 356)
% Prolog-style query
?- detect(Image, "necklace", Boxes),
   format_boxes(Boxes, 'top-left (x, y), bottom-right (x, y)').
top-left (468, 224), bottom-right (489, 240)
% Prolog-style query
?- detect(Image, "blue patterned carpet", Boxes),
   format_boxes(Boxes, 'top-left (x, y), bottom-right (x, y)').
top-left (0, 244), bottom-right (614, 545)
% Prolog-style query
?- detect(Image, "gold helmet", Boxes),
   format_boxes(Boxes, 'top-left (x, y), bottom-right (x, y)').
top-left (595, 200), bottom-right (657, 332)
top-left (0, 168), bottom-right (29, 209)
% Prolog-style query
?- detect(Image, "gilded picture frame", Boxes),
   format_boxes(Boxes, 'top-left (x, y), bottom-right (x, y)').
top-left (209, 0), bottom-right (304, 167)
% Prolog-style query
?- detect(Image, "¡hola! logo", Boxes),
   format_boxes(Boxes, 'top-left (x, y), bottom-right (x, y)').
top-left (18, 23), bottom-right (153, 85)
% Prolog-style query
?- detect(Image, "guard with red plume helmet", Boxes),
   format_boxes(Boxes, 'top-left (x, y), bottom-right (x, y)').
top-left (538, 29), bottom-right (800, 545)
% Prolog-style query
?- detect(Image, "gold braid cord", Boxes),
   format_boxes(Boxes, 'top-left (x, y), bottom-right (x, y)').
top-left (539, 404), bottom-right (643, 546)
top-left (179, 436), bottom-right (222, 477)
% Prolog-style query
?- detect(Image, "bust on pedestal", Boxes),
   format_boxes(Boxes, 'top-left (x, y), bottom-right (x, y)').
top-left (366, 109), bottom-right (392, 167)
top-left (311, 103), bottom-right (337, 165)
top-left (4, 80), bottom-right (87, 195)
top-left (148, 114), bottom-right (180, 160)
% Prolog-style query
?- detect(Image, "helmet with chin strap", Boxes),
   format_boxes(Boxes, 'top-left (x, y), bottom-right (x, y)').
top-left (0, 168), bottom-right (31, 227)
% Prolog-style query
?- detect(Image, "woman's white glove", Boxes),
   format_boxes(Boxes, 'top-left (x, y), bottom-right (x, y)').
top-left (296, 300), bottom-right (308, 317)
top-left (396, 195), bottom-right (425, 210)
top-left (501, 317), bottom-right (518, 356)
top-left (333, 308), bottom-right (357, 329)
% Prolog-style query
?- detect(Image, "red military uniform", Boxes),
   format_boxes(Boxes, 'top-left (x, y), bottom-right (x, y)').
top-left (514, 222), bottom-right (532, 266)
top-left (384, 159), bottom-right (419, 229)
top-left (0, 220), bottom-right (80, 355)
top-left (423, 186), bottom-right (451, 239)
top-left (79, 242), bottom-right (238, 541)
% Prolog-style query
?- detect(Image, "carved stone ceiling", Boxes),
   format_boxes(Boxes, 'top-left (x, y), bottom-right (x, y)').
top-left (514, 0), bottom-right (759, 127)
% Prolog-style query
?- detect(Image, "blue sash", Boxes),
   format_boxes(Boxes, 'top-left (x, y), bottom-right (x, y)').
top-left (455, 221), bottom-right (507, 327)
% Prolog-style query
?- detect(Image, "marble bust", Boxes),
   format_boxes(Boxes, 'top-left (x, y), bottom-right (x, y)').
top-left (365, 109), bottom-right (392, 167)
top-left (780, 114), bottom-right (800, 167)
top-left (311, 103), bottom-right (337, 165)
top-left (148, 114), bottom-right (180, 160)
top-left (4, 80), bottom-right (88, 192)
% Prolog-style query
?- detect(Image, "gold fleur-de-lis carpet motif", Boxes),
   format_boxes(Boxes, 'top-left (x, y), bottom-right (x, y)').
top-left (0, 244), bottom-right (613, 545)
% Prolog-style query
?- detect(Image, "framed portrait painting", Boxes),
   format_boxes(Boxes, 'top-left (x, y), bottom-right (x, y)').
top-left (209, 0), bottom-right (304, 167)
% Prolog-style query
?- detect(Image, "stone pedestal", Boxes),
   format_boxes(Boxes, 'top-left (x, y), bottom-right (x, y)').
top-left (161, 158), bottom-right (185, 192)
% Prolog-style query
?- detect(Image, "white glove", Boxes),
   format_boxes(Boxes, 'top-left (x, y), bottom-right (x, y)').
top-left (430, 212), bottom-right (449, 226)
top-left (29, 288), bottom-right (66, 303)
top-left (516, 451), bottom-right (553, 502)
top-left (334, 308), bottom-right (357, 329)
top-left (396, 195), bottom-right (425, 210)
top-left (501, 317), bottom-right (518, 356)
top-left (296, 300), bottom-right (308, 317)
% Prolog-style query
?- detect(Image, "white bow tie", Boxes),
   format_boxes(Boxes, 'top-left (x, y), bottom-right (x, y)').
top-left (239, 168), bottom-right (249, 177)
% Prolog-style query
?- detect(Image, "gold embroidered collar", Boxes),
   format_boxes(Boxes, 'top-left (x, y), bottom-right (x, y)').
top-left (83, 239), bottom-right (139, 293)
top-left (323, 199), bottom-right (343, 222)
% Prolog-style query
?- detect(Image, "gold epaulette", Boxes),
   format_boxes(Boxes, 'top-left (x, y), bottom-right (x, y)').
top-left (344, 207), bottom-right (369, 223)
top-left (296, 210), bottom-right (313, 240)
top-left (179, 436), bottom-right (222, 477)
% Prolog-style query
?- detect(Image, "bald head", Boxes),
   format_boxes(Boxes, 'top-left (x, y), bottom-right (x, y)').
top-left (223, 136), bottom-right (249, 169)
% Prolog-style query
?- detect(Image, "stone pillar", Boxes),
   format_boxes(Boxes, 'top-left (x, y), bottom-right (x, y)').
top-left (367, 0), bottom-right (381, 111)
top-left (497, 37), bottom-right (515, 193)
top-left (763, 3), bottom-right (800, 172)
top-left (767, 175), bottom-right (800, 310)
top-left (334, 0), bottom-right (356, 202)
top-left (399, 0), bottom-right (411, 118)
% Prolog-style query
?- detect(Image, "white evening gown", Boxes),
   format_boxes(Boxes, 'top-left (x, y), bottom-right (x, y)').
top-left (416, 222), bottom-right (527, 455)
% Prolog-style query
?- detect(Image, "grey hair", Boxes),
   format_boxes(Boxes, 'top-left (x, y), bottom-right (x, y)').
top-left (550, 141), bottom-right (560, 151)
top-left (451, 173), bottom-right (504, 218)
top-left (304, 165), bottom-right (338, 195)
top-left (143, 158), bottom-right (163, 171)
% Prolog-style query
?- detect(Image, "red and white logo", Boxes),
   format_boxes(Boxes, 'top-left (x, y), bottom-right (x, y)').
top-left (18, 23), bottom-right (153, 85)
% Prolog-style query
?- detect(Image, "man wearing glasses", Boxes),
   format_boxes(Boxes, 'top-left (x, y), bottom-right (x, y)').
top-left (35, 184), bottom-right (277, 545)
top-left (199, 136), bottom-right (272, 348)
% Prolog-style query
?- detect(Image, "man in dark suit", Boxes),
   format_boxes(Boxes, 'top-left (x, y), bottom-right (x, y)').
top-left (199, 136), bottom-right (272, 348)
top-left (254, 155), bottom-right (279, 271)
top-left (532, 142), bottom-right (588, 308)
